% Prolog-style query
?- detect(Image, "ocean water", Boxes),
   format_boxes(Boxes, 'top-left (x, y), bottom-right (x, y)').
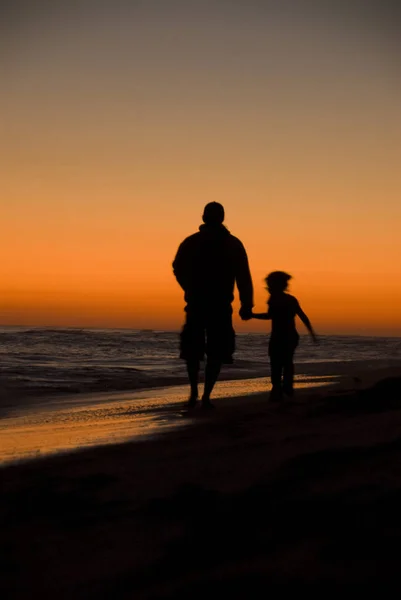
top-left (1, 327), bottom-right (401, 398)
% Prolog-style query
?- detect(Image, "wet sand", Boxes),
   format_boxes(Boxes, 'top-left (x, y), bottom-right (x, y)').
top-left (0, 374), bottom-right (336, 465)
top-left (1, 367), bottom-right (401, 596)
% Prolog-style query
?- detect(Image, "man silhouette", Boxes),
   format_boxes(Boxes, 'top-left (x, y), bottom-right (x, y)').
top-left (173, 202), bottom-right (253, 408)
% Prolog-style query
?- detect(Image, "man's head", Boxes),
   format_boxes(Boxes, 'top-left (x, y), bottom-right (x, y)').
top-left (202, 202), bottom-right (225, 225)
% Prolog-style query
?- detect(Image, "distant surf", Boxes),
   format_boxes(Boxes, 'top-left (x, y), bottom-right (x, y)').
top-left (0, 327), bottom-right (400, 400)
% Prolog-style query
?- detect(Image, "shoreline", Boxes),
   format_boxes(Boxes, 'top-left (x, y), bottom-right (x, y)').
top-left (2, 355), bottom-right (400, 407)
top-left (0, 374), bottom-right (338, 466)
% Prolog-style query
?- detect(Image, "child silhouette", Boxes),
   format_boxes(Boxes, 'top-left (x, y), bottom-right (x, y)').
top-left (252, 271), bottom-right (318, 401)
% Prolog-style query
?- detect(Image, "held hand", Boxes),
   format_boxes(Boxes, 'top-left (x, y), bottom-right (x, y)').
top-left (239, 306), bottom-right (253, 321)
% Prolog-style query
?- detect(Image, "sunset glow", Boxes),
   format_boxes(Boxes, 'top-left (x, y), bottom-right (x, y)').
top-left (2, 2), bottom-right (400, 334)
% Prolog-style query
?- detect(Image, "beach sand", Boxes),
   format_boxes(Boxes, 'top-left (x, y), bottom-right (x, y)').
top-left (1, 366), bottom-right (401, 596)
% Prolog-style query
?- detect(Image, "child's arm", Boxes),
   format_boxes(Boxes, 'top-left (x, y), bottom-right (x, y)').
top-left (296, 305), bottom-right (318, 343)
top-left (251, 309), bottom-right (272, 320)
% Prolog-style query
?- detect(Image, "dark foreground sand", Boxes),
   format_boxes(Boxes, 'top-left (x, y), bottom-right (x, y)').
top-left (1, 368), bottom-right (401, 597)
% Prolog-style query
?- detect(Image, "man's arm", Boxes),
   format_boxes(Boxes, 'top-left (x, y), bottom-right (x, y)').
top-left (172, 240), bottom-right (190, 291)
top-left (235, 240), bottom-right (254, 319)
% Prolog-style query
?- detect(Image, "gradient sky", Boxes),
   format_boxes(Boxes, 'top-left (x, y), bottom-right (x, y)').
top-left (1, 1), bottom-right (400, 334)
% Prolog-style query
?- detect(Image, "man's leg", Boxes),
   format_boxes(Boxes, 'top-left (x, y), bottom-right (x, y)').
top-left (186, 359), bottom-right (200, 406)
top-left (203, 308), bottom-right (234, 407)
top-left (202, 359), bottom-right (222, 406)
top-left (180, 308), bottom-right (205, 407)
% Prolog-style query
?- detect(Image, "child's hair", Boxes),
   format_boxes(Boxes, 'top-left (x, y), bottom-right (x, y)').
top-left (265, 271), bottom-right (292, 291)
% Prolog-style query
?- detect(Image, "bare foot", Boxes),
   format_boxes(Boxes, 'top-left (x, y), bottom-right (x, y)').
top-left (187, 395), bottom-right (198, 408)
top-left (201, 397), bottom-right (215, 409)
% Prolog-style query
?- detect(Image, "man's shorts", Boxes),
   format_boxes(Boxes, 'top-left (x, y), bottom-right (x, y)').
top-left (180, 306), bottom-right (235, 363)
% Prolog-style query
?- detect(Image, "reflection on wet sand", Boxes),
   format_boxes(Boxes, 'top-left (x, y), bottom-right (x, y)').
top-left (0, 375), bottom-right (336, 464)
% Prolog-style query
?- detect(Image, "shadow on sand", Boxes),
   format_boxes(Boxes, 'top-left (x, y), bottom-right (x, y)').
top-left (1, 377), bottom-right (401, 597)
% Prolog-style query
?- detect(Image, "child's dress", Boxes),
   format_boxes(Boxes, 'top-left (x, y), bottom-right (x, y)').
top-left (267, 293), bottom-right (300, 356)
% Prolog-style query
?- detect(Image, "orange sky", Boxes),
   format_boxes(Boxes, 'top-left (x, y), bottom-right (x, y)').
top-left (1, 2), bottom-right (400, 335)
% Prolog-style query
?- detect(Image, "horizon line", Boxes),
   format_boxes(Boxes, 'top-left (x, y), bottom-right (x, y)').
top-left (0, 324), bottom-right (400, 339)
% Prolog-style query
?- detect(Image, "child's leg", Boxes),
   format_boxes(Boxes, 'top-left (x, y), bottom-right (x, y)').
top-left (282, 349), bottom-right (295, 396)
top-left (270, 356), bottom-right (281, 388)
top-left (270, 353), bottom-right (283, 399)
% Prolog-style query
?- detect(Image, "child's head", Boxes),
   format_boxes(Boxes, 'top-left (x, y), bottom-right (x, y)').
top-left (265, 271), bottom-right (292, 293)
